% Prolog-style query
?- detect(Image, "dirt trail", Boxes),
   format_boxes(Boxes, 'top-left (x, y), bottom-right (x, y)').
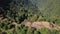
top-left (25, 21), bottom-right (60, 31)
top-left (0, 16), bottom-right (60, 31)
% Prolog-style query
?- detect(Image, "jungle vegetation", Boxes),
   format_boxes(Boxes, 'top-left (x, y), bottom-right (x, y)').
top-left (0, 0), bottom-right (60, 34)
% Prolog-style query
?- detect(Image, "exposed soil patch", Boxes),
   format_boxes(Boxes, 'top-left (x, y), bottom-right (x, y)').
top-left (25, 21), bottom-right (60, 31)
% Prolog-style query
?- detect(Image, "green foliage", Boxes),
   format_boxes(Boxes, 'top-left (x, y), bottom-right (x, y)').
top-left (0, 0), bottom-right (60, 34)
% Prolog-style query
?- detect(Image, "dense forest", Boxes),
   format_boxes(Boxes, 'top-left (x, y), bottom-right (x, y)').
top-left (0, 0), bottom-right (60, 34)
